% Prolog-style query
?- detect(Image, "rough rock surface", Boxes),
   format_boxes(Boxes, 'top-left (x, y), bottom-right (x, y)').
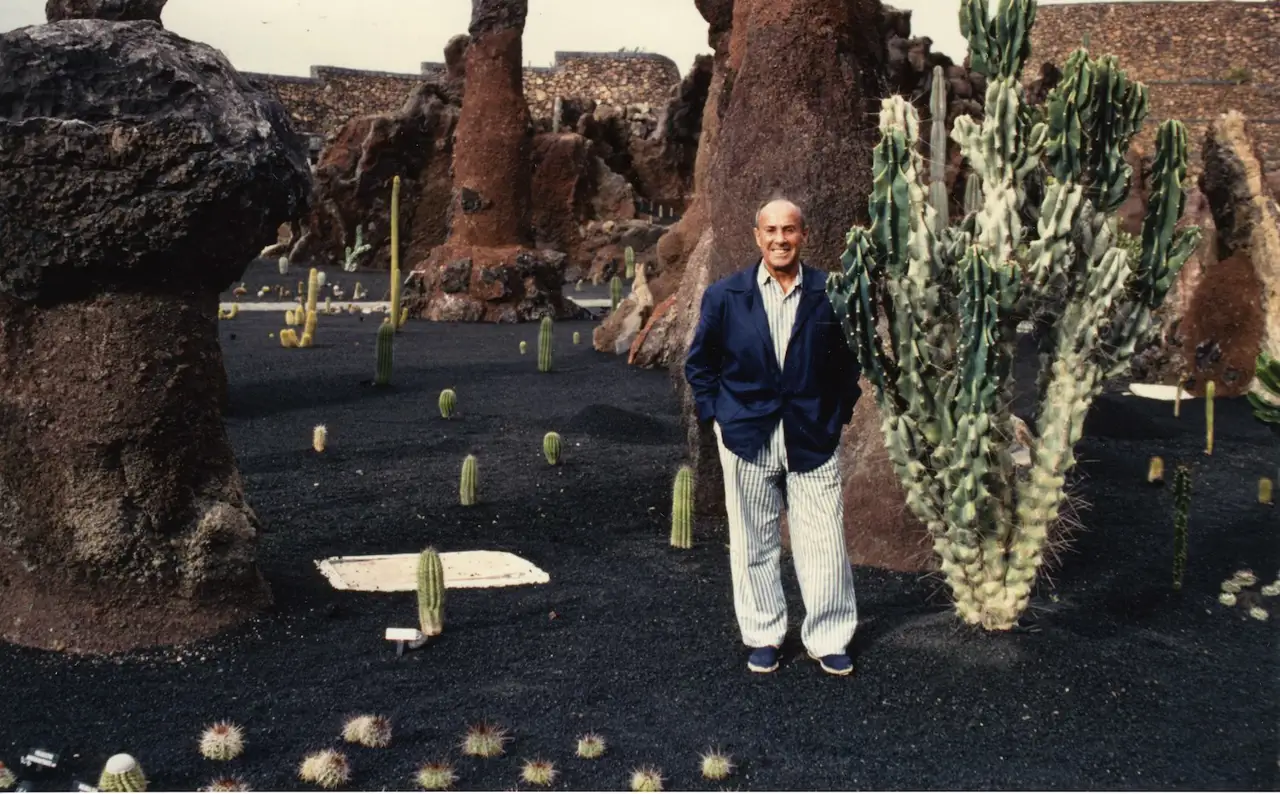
top-left (0, 18), bottom-right (311, 652)
top-left (626, 54), bottom-right (714, 211)
top-left (46, 0), bottom-right (165, 23)
top-left (409, 0), bottom-right (581, 322)
top-left (290, 83), bottom-right (460, 274)
top-left (593, 264), bottom-right (655, 354)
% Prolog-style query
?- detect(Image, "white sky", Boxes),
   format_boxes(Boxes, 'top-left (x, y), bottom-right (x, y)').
top-left (0, 0), bottom-right (1264, 79)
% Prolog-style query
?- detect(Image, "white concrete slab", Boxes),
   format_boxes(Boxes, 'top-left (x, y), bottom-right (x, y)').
top-left (315, 550), bottom-right (549, 592)
top-left (1126, 383), bottom-right (1194, 401)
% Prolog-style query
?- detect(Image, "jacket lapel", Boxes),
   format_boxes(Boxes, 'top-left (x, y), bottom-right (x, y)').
top-left (787, 266), bottom-right (827, 349)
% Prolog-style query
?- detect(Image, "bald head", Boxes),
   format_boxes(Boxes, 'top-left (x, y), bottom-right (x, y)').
top-left (753, 197), bottom-right (807, 274)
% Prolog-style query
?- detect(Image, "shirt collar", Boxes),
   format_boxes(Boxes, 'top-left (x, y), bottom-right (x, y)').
top-left (758, 259), bottom-right (803, 288)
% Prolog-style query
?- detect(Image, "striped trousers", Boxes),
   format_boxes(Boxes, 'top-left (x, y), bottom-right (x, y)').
top-left (714, 418), bottom-right (857, 657)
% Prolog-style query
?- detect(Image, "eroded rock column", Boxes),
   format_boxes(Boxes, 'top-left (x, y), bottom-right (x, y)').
top-left (0, 4), bottom-right (311, 652)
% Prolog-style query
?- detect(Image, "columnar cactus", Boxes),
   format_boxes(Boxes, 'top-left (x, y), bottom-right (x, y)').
top-left (538, 315), bottom-right (553, 373)
top-left (417, 547), bottom-right (444, 636)
top-left (306, 268), bottom-right (319, 316)
top-left (670, 465), bottom-right (693, 549)
top-left (928, 64), bottom-right (949, 224)
top-left (624, 245), bottom-right (636, 279)
top-left (460, 454), bottom-right (477, 506)
top-left (344, 223), bottom-right (370, 272)
top-left (1172, 463), bottom-right (1191, 590)
top-left (374, 320), bottom-right (394, 386)
top-left (543, 431), bottom-right (562, 464)
top-left (1205, 380), bottom-right (1215, 455)
top-left (825, 0), bottom-right (1201, 630)
top-left (390, 176), bottom-right (403, 331)
top-left (439, 388), bottom-right (456, 418)
top-left (610, 275), bottom-right (623, 311)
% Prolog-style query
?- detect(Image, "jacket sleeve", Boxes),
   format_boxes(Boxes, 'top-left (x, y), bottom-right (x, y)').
top-left (684, 287), bottom-right (723, 423)
top-left (832, 320), bottom-right (862, 425)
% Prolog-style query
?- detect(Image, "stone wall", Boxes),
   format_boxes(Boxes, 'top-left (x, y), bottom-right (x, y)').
top-left (1026, 1), bottom-right (1280, 176)
top-left (243, 51), bottom-right (680, 156)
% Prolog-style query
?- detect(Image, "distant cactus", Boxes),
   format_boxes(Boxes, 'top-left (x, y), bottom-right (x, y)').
top-left (316, 271), bottom-right (327, 288)
top-left (390, 176), bottom-right (403, 331)
top-left (298, 749), bottom-right (349, 790)
top-left (671, 465), bottom-right (693, 549)
top-left (1172, 463), bottom-right (1191, 590)
top-left (306, 268), bottom-right (319, 315)
top-left (312, 424), bottom-right (327, 453)
top-left (279, 329), bottom-right (299, 348)
top-left (573, 331), bottom-right (581, 345)
top-left (417, 547), bottom-right (445, 636)
top-left (520, 340), bottom-right (528, 355)
top-left (1260, 477), bottom-right (1273, 506)
top-left (460, 454), bottom-right (477, 506)
top-left (624, 246), bottom-right (636, 279)
top-left (1147, 455), bottom-right (1163, 484)
top-left (278, 255), bottom-right (290, 275)
top-left (375, 321), bottom-right (394, 386)
top-left (343, 223), bottom-right (371, 272)
top-left (610, 275), bottom-right (623, 311)
top-left (342, 715), bottom-right (392, 748)
top-left (199, 722), bottom-right (245, 761)
top-left (1205, 380), bottom-right (1216, 455)
top-left (538, 315), bottom-right (554, 372)
top-left (439, 388), bottom-right (457, 419)
top-left (304, 309), bottom-right (317, 339)
top-left (98, 754), bottom-right (147, 792)
top-left (543, 431), bottom-right (562, 465)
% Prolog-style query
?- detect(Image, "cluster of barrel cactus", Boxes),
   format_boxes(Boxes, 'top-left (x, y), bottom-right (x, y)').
top-left (825, 0), bottom-right (1202, 629)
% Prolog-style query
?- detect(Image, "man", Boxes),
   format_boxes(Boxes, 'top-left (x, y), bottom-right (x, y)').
top-left (684, 197), bottom-right (863, 676)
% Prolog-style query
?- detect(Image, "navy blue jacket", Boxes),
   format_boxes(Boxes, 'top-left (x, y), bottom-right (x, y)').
top-left (684, 261), bottom-right (863, 473)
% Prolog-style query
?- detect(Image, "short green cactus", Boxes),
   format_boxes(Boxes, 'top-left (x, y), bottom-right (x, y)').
top-left (610, 275), bottom-right (623, 311)
top-left (375, 320), bottom-right (394, 386)
top-left (573, 330), bottom-right (581, 345)
top-left (543, 431), bottom-right (562, 465)
top-left (538, 315), bottom-right (554, 373)
top-left (624, 246), bottom-right (636, 279)
top-left (670, 465), bottom-right (693, 549)
top-left (439, 388), bottom-right (456, 419)
top-left (98, 754), bottom-right (147, 792)
top-left (1172, 463), bottom-right (1191, 590)
top-left (417, 547), bottom-right (444, 636)
top-left (825, 0), bottom-right (1201, 630)
top-left (1205, 380), bottom-right (1215, 455)
top-left (460, 454), bottom-right (477, 506)
top-left (520, 340), bottom-right (528, 355)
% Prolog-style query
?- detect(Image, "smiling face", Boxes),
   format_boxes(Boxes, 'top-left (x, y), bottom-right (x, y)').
top-left (753, 200), bottom-right (807, 273)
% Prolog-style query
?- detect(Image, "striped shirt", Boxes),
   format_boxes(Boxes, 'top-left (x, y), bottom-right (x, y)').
top-left (757, 260), bottom-right (803, 370)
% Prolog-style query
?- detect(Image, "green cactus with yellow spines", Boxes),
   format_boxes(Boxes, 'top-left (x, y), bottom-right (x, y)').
top-left (460, 454), bottom-right (477, 506)
top-left (439, 388), bottom-right (456, 419)
top-left (538, 315), bottom-right (554, 373)
top-left (826, 0), bottom-right (1201, 630)
top-left (374, 320), bottom-right (394, 386)
top-left (670, 465), bottom-right (693, 549)
top-left (306, 268), bottom-right (319, 315)
top-left (543, 431), bottom-right (562, 465)
top-left (416, 547), bottom-right (444, 636)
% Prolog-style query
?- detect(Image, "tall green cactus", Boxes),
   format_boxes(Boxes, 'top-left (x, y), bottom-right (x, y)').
top-left (439, 388), bottom-right (456, 419)
top-left (374, 320), bottom-right (394, 386)
top-left (543, 431), bottom-right (562, 464)
top-left (610, 275), bottom-right (623, 311)
top-left (671, 465), bottom-right (693, 549)
top-left (417, 547), bottom-right (445, 636)
top-left (390, 175), bottom-right (403, 331)
top-left (538, 315), bottom-right (553, 373)
top-left (624, 246), bottom-right (636, 279)
top-left (826, 0), bottom-right (1201, 630)
top-left (928, 64), bottom-right (950, 224)
top-left (1171, 464), bottom-right (1190, 591)
top-left (460, 454), bottom-right (477, 506)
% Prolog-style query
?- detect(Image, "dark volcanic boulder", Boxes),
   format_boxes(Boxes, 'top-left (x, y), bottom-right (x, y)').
top-left (45, 0), bottom-right (166, 22)
top-left (0, 18), bottom-right (311, 653)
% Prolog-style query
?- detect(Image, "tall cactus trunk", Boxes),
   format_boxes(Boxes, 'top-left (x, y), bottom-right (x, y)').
top-left (928, 64), bottom-right (950, 224)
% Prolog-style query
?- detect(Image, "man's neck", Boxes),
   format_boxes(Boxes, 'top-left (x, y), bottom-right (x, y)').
top-left (763, 260), bottom-right (800, 292)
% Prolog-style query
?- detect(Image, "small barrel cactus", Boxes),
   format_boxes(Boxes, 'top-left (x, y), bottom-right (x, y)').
top-left (342, 714), bottom-right (392, 748)
top-left (375, 320), bottom-right (394, 386)
top-left (439, 388), bottom-right (457, 419)
top-left (610, 275), bottom-right (623, 311)
top-left (199, 722), bottom-right (246, 761)
top-left (519, 340), bottom-right (528, 355)
top-left (538, 315), bottom-right (554, 373)
top-left (460, 454), bottom-right (478, 506)
top-left (417, 547), bottom-right (445, 636)
top-left (298, 749), bottom-right (349, 790)
top-left (98, 754), bottom-right (147, 792)
top-left (573, 331), bottom-right (581, 345)
top-left (543, 431), bottom-right (562, 465)
top-left (671, 465), bottom-right (693, 549)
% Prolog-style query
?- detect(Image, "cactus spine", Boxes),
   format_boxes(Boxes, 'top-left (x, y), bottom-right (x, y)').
top-left (610, 275), bottom-right (623, 311)
top-left (439, 388), bottom-right (456, 418)
top-left (1172, 463), bottom-right (1191, 590)
top-left (538, 315), bottom-right (554, 372)
top-left (375, 320), bottom-right (394, 386)
top-left (543, 431), bottom-right (562, 464)
top-left (1204, 380), bottom-right (1215, 455)
top-left (670, 465), bottom-right (693, 549)
top-left (460, 454), bottom-right (477, 506)
top-left (390, 176), bottom-right (403, 331)
top-left (825, 0), bottom-right (1201, 630)
top-left (624, 246), bottom-right (636, 279)
top-left (417, 547), bottom-right (445, 636)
